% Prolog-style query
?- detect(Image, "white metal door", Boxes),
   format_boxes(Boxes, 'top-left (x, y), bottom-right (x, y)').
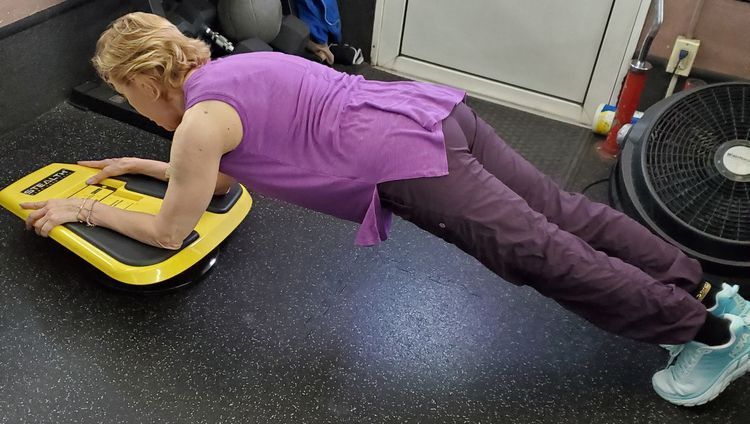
top-left (372, 0), bottom-right (652, 125)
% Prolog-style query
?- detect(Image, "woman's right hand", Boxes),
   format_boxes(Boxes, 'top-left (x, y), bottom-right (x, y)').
top-left (77, 157), bottom-right (140, 185)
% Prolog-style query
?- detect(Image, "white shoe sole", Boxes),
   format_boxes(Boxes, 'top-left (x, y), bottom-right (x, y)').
top-left (653, 352), bottom-right (750, 406)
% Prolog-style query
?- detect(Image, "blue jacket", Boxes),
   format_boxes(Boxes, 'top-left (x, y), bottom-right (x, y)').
top-left (294, 0), bottom-right (342, 44)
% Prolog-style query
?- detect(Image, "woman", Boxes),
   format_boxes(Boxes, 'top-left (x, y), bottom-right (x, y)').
top-left (20, 12), bottom-right (750, 406)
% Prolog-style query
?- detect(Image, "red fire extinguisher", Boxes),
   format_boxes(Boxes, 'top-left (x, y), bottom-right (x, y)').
top-left (599, 0), bottom-right (663, 157)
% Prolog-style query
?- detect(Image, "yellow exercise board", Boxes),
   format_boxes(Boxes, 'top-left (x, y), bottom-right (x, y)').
top-left (0, 163), bottom-right (251, 288)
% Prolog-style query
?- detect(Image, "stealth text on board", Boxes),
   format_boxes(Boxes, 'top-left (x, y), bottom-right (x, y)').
top-left (21, 169), bottom-right (75, 195)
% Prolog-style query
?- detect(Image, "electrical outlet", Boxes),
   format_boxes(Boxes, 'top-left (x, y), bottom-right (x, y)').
top-left (666, 36), bottom-right (700, 76)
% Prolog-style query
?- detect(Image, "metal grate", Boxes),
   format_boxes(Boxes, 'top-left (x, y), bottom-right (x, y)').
top-left (646, 84), bottom-right (750, 242)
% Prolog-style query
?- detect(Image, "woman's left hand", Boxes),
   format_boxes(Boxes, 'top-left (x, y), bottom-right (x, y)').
top-left (20, 198), bottom-right (88, 237)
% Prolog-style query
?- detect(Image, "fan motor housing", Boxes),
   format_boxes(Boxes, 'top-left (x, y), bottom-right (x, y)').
top-left (612, 82), bottom-right (750, 279)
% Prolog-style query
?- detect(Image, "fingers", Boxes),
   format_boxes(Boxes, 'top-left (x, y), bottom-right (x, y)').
top-left (25, 207), bottom-right (48, 230)
top-left (78, 159), bottom-right (112, 184)
top-left (22, 199), bottom-right (79, 236)
top-left (81, 158), bottom-right (135, 184)
top-left (33, 216), bottom-right (55, 237)
top-left (33, 216), bottom-right (46, 236)
top-left (86, 170), bottom-right (111, 185)
top-left (31, 209), bottom-right (67, 237)
top-left (41, 220), bottom-right (54, 237)
top-left (21, 201), bottom-right (49, 230)
top-left (77, 159), bottom-right (113, 168)
top-left (20, 200), bottom-right (47, 210)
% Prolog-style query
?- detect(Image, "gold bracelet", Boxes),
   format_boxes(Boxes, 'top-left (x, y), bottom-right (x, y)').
top-left (85, 200), bottom-right (97, 227)
top-left (76, 198), bottom-right (88, 223)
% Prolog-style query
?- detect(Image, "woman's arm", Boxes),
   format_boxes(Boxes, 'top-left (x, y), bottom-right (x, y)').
top-left (79, 158), bottom-right (235, 194)
top-left (87, 143), bottom-right (219, 249)
top-left (143, 160), bottom-right (236, 194)
top-left (133, 158), bottom-right (170, 181)
top-left (91, 101), bottom-right (243, 249)
top-left (24, 101), bottom-right (243, 249)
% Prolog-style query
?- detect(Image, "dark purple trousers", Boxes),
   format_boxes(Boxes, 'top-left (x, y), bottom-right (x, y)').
top-left (377, 102), bottom-right (707, 344)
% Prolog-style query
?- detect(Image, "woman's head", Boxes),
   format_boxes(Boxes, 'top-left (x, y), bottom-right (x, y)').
top-left (92, 12), bottom-right (210, 130)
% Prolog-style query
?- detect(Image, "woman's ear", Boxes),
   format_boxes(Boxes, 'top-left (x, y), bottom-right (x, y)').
top-left (138, 76), bottom-right (162, 100)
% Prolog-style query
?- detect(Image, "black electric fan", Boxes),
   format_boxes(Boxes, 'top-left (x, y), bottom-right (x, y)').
top-left (612, 82), bottom-right (750, 279)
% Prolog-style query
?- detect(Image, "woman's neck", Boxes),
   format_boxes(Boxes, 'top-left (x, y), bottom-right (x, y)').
top-left (173, 67), bottom-right (200, 113)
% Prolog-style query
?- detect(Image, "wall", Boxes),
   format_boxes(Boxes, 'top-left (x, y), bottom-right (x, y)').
top-left (0, 0), bottom-right (375, 135)
top-left (335, 0), bottom-right (750, 80)
top-left (640, 0), bottom-right (750, 79)
top-left (337, 0), bottom-right (376, 62)
top-left (0, 0), bottom-right (149, 134)
top-left (0, 0), bottom-right (65, 27)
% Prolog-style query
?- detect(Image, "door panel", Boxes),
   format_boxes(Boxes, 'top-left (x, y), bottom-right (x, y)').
top-left (400, 0), bottom-right (615, 103)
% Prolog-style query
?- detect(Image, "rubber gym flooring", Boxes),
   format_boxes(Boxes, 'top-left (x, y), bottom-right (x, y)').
top-left (0, 66), bottom-right (747, 423)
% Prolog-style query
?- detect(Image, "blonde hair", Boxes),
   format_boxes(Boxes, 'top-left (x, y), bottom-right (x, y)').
top-left (92, 12), bottom-right (210, 91)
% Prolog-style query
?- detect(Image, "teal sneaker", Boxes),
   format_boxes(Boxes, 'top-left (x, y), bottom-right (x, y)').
top-left (652, 314), bottom-right (750, 406)
top-left (660, 283), bottom-right (749, 353)
top-left (709, 283), bottom-right (750, 318)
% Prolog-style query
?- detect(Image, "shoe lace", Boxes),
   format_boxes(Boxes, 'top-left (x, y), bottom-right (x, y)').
top-left (730, 292), bottom-right (749, 314)
top-left (671, 345), bottom-right (711, 376)
top-left (664, 344), bottom-right (684, 366)
top-left (720, 284), bottom-right (747, 310)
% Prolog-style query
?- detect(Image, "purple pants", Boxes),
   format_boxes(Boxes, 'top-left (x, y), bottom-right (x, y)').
top-left (377, 102), bottom-right (707, 344)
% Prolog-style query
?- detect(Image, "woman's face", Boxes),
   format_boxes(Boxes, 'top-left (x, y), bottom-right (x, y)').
top-left (112, 76), bottom-right (182, 131)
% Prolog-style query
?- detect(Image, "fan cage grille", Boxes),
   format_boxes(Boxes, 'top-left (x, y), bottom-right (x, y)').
top-left (645, 84), bottom-right (750, 242)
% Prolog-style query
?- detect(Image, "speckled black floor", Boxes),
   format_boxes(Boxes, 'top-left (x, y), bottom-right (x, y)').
top-left (1, 94), bottom-right (748, 422)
